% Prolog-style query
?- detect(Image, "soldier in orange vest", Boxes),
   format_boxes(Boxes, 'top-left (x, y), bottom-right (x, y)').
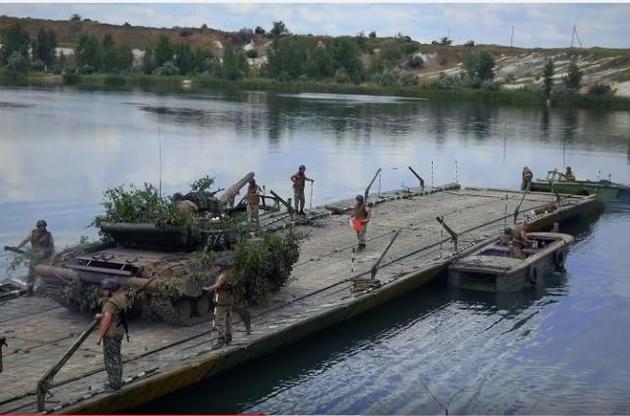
top-left (353, 195), bottom-right (370, 250)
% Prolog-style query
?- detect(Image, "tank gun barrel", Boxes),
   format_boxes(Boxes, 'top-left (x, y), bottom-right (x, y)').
top-left (219, 172), bottom-right (255, 207)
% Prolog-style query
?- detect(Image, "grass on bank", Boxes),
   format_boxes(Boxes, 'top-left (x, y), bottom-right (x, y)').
top-left (2, 68), bottom-right (630, 111)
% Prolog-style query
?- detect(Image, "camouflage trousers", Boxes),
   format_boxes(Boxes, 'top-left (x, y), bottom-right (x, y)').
top-left (26, 254), bottom-right (51, 286)
top-left (247, 203), bottom-right (260, 228)
top-left (293, 188), bottom-right (305, 212)
top-left (214, 304), bottom-right (252, 344)
top-left (356, 224), bottom-right (367, 245)
top-left (215, 305), bottom-right (232, 343)
top-left (103, 336), bottom-right (123, 390)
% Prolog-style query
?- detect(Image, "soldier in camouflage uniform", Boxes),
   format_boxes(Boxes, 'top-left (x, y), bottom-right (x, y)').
top-left (246, 178), bottom-right (262, 229)
top-left (353, 195), bottom-right (370, 250)
top-left (521, 167), bottom-right (533, 191)
top-left (290, 165), bottom-right (314, 215)
top-left (203, 256), bottom-right (251, 350)
top-left (16, 219), bottom-right (55, 294)
top-left (96, 278), bottom-right (127, 391)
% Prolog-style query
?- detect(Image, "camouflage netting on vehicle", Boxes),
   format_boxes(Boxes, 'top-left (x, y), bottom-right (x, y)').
top-left (91, 183), bottom-right (194, 229)
top-left (232, 230), bottom-right (304, 305)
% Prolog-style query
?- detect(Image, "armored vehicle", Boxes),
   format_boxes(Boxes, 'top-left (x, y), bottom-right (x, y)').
top-left (33, 172), bottom-right (296, 326)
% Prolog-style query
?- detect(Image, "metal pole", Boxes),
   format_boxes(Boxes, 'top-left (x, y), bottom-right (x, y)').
top-left (351, 247), bottom-right (355, 276)
top-left (37, 320), bottom-right (99, 411)
top-left (455, 160), bottom-right (459, 185)
top-left (370, 230), bottom-right (401, 279)
top-left (309, 181), bottom-right (313, 210)
top-left (158, 120), bottom-right (163, 198)
top-left (209, 292), bottom-right (219, 344)
top-left (504, 194), bottom-right (509, 227)
top-left (431, 161), bottom-right (435, 189)
top-left (408, 166), bottom-right (425, 193)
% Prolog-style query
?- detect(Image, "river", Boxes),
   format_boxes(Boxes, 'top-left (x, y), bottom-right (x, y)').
top-left (1, 86), bottom-right (629, 413)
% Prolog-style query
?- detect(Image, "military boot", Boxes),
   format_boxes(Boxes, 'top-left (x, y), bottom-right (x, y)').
top-left (211, 337), bottom-right (225, 350)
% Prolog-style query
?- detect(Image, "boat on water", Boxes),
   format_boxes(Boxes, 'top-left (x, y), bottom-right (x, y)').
top-left (531, 170), bottom-right (630, 203)
top-left (449, 232), bottom-right (574, 293)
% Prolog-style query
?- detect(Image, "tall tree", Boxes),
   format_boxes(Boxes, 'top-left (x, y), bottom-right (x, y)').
top-left (101, 33), bottom-right (116, 72)
top-left (220, 47), bottom-right (248, 80)
top-left (154, 35), bottom-right (174, 67)
top-left (175, 43), bottom-right (194, 74)
top-left (142, 48), bottom-right (154, 74)
top-left (329, 37), bottom-right (363, 82)
top-left (270, 21), bottom-right (289, 38)
top-left (266, 37), bottom-right (308, 79)
top-left (542, 59), bottom-right (555, 99)
top-left (32, 28), bottom-right (58, 68)
top-left (0, 23), bottom-right (30, 65)
top-left (305, 46), bottom-right (334, 79)
top-left (564, 59), bottom-right (582, 91)
top-left (75, 33), bottom-right (101, 69)
top-left (463, 50), bottom-right (495, 82)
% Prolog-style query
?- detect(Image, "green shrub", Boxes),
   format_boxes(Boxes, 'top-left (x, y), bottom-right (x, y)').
top-left (92, 183), bottom-right (192, 228)
top-left (233, 230), bottom-right (305, 305)
top-left (104, 74), bottom-right (127, 86)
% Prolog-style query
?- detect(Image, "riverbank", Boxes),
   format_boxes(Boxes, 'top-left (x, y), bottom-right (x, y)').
top-left (3, 69), bottom-right (630, 111)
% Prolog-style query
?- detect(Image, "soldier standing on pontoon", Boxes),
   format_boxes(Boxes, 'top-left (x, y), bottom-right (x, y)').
top-left (15, 219), bottom-right (55, 295)
top-left (290, 165), bottom-right (314, 216)
top-left (96, 278), bottom-right (128, 391)
top-left (246, 178), bottom-right (262, 229)
top-left (353, 195), bottom-right (370, 251)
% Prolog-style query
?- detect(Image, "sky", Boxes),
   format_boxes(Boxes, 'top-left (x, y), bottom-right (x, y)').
top-left (0, 3), bottom-right (629, 49)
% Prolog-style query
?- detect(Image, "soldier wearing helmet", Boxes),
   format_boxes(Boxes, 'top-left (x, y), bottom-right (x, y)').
top-left (203, 255), bottom-right (251, 349)
top-left (95, 278), bottom-right (128, 391)
top-left (521, 167), bottom-right (533, 191)
top-left (353, 195), bottom-right (370, 250)
top-left (290, 164), bottom-right (314, 215)
top-left (15, 219), bottom-right (55, 294)
top-left (246, 178), bottom-right (263, 229)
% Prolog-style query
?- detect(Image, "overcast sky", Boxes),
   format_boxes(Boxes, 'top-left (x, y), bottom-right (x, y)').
top-left (1, 3), bottom-right (629, 48)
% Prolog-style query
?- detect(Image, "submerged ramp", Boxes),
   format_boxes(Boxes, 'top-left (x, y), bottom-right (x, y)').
top-left (0, 186), bottom-right (601, 414)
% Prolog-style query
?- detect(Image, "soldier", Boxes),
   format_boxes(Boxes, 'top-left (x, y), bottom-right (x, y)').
top-left (565, 166), bottom-right (576, 181)
top-left (353, 195), bottom-right (370, 251)
top-left (173, 193), bottom-right (199, 214)
top-left (95, 278), bottom-right (128, 391)
top-left (521, 167), bottom-right (533, 191)
top-left (246, 178), bottom-right (262, 228)
top-left (203, 256), bottom-right (251, 350)
top-left (15, 219), bottom-right (55, 294)
top-left (290, 165), bottom-right (314, 215)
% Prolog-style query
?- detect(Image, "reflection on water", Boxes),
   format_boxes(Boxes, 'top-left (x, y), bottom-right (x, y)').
top-left (1, 87), bottom-right (630, 413)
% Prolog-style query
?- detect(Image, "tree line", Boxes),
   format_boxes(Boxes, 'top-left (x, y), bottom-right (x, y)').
top-left (0, 19), bottom-right (610, 98)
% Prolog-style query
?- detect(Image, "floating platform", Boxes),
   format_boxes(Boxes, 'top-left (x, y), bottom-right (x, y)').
top-left (0, 185), bottom-right (602, 414)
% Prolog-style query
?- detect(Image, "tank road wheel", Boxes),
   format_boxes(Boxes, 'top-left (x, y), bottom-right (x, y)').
top-left (150, 297), bottom-right (211, 326)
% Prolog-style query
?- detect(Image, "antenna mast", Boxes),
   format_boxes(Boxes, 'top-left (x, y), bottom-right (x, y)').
top-left (158, 119), bottom-right (163, 198)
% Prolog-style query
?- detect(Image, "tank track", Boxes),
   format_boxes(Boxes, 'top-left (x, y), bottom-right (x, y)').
top-left (148, 295), bottom-right (212, 326)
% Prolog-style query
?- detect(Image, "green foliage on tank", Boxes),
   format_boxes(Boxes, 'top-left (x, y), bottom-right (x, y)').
top-left (91, 183), bottom-right (193, 228)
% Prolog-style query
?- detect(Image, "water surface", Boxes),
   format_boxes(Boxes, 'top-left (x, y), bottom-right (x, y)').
top-left (1, 87), bottom-right (629, 413)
